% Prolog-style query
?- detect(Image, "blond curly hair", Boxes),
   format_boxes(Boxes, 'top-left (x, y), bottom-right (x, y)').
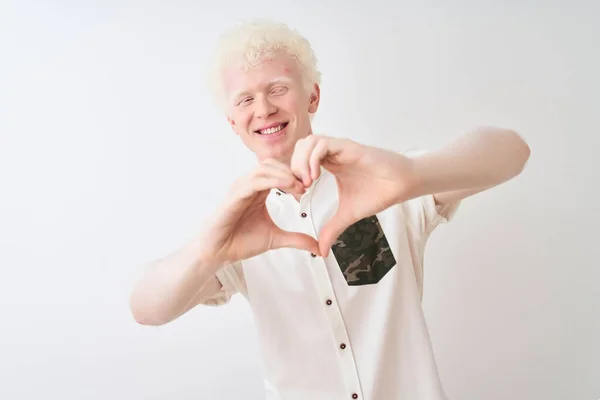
top-left (207, 19), bottom-right (322, 112)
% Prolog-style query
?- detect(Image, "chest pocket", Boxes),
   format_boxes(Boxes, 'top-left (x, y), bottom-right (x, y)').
top-left (331, 215), bottom-right (397, 285)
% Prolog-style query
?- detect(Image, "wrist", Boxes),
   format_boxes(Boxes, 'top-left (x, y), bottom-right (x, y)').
top-left (193, 253), bottom-right (226, 280)
top-left (187, 234), bottom-right (228, 275)
top-left (195, 242), bottom-right (229, 269)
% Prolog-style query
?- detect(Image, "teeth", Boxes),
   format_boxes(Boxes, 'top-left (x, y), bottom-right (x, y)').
top-left (259, 124), bottom-right (285, 135)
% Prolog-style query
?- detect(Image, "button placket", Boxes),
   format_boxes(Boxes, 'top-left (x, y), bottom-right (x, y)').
top-left (292, 177), bottom-right (363, 400)
top-left (299, 199), bottom-right (363, 400)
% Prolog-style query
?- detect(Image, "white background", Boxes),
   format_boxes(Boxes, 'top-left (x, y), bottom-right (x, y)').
top-left (1, 1), bottom-right (599, 399)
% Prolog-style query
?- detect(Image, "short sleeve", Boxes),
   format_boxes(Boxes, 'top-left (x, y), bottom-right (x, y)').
top-left (402, 148), bottom-right (461, 237)
top-left (200, 261), bottom-right (247, 306)
top-left (418, 193), bottom-right (460, 235)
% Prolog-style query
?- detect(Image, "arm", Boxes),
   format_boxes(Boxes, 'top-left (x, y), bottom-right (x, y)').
top-left (129, 234), bottom-right (224, 326)
top-left (407, 126), bottom-right (531, 204)
top-left (285, 129), bottom-right (530, 256)
top-left (129, 158), bottom-right (320, 325)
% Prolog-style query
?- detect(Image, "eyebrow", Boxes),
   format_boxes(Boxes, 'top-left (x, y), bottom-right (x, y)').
top-left (229, 76), bottom-right (294, 104)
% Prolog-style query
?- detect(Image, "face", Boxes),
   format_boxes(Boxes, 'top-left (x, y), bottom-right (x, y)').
top-left (222, 53), bottom-right (320, 164)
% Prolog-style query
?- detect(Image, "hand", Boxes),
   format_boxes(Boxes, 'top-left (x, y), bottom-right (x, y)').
top-left (290, 135), bottom-right (416, 257)
top-left (199, 158), bottom-right (322, 266)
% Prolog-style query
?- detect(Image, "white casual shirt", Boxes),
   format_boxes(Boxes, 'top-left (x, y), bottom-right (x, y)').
top-left (203, 155), bottom-right (460, 400)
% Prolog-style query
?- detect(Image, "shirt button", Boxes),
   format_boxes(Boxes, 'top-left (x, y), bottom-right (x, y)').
top-left (310, 253), bottom-right (317, 258)
top-left (301, 212), bottom-right (307, 218)
top-left (326, 299), bottom-right (332, 305)
top-left (340, 343), bottom-right (346, 349)
top-left (352, 394), bottom-right (358, 399)
top-left (276, 191), bottom-right (281, 196)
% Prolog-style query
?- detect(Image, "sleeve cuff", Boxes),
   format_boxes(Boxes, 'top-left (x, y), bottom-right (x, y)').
top-left (200, 263), bottom-right (244, 306)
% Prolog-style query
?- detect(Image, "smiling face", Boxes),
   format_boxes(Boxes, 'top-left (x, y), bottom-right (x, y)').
top-left (222, 52), bottom-right (320, 164)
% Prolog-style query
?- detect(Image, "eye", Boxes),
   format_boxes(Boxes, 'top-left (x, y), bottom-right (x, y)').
top-left (238, 97), bottom-right (253, 106)
top-left (271, 86), bottom-right (288, 95)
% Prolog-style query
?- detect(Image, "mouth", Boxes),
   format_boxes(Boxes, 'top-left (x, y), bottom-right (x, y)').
top-left (255, 122), bottom-right (289, 136)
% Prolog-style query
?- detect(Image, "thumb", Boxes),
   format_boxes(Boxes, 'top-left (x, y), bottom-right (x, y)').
top-left (318, 212), bottom-right (354, 258)
top-left (272, 229), bottom-right (322, 256)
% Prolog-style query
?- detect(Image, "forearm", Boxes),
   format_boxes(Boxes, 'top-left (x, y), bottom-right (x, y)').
top-left (129, 235), bottom-right (223, 325)
top-left (407, 126), bottom-right (530, 197)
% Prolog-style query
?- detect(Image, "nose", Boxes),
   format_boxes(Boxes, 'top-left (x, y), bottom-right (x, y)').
top-left (254, 95), bottom-right (277, 119)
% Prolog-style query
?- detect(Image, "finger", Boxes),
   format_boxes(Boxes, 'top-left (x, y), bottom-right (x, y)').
top-left (318, 211), bottom-right (355, 258)
top-left (259, 159), bottom-right (305, 192)
top-left (231, 165), bottom-right (301, 201)
top-left (291, 137), bottom-right (319, 187)
top-left (252, 175), bottom-right (305, 196)
top-left (272, 228), bottom-right (321, 256)
top-left (259, 165), bottom-right (306, 193)
top-left (308, 138), bottom-right (328, 181)
top-left (261, 158), bottom-right (293, 175)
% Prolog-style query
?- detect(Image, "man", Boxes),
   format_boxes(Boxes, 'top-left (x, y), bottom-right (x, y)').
top-left (129, 19), bottom-right (530, 400)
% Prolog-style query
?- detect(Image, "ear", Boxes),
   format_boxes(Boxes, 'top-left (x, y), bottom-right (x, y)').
top-left (227, 116), bottom-right (239, 135)
top-left (308, 83), bottom-right (320, 113)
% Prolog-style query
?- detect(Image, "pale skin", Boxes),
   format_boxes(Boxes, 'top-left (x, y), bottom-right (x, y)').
top-left (129, 52), bottom-right (530, 326)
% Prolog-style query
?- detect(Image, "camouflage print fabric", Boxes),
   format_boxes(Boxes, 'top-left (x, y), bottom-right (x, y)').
top-left (331, 215), bottom-right (397, 285)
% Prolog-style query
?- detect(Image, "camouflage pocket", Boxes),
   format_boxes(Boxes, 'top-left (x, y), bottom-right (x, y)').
top-left (331, 215), bottom-right (397, 286)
